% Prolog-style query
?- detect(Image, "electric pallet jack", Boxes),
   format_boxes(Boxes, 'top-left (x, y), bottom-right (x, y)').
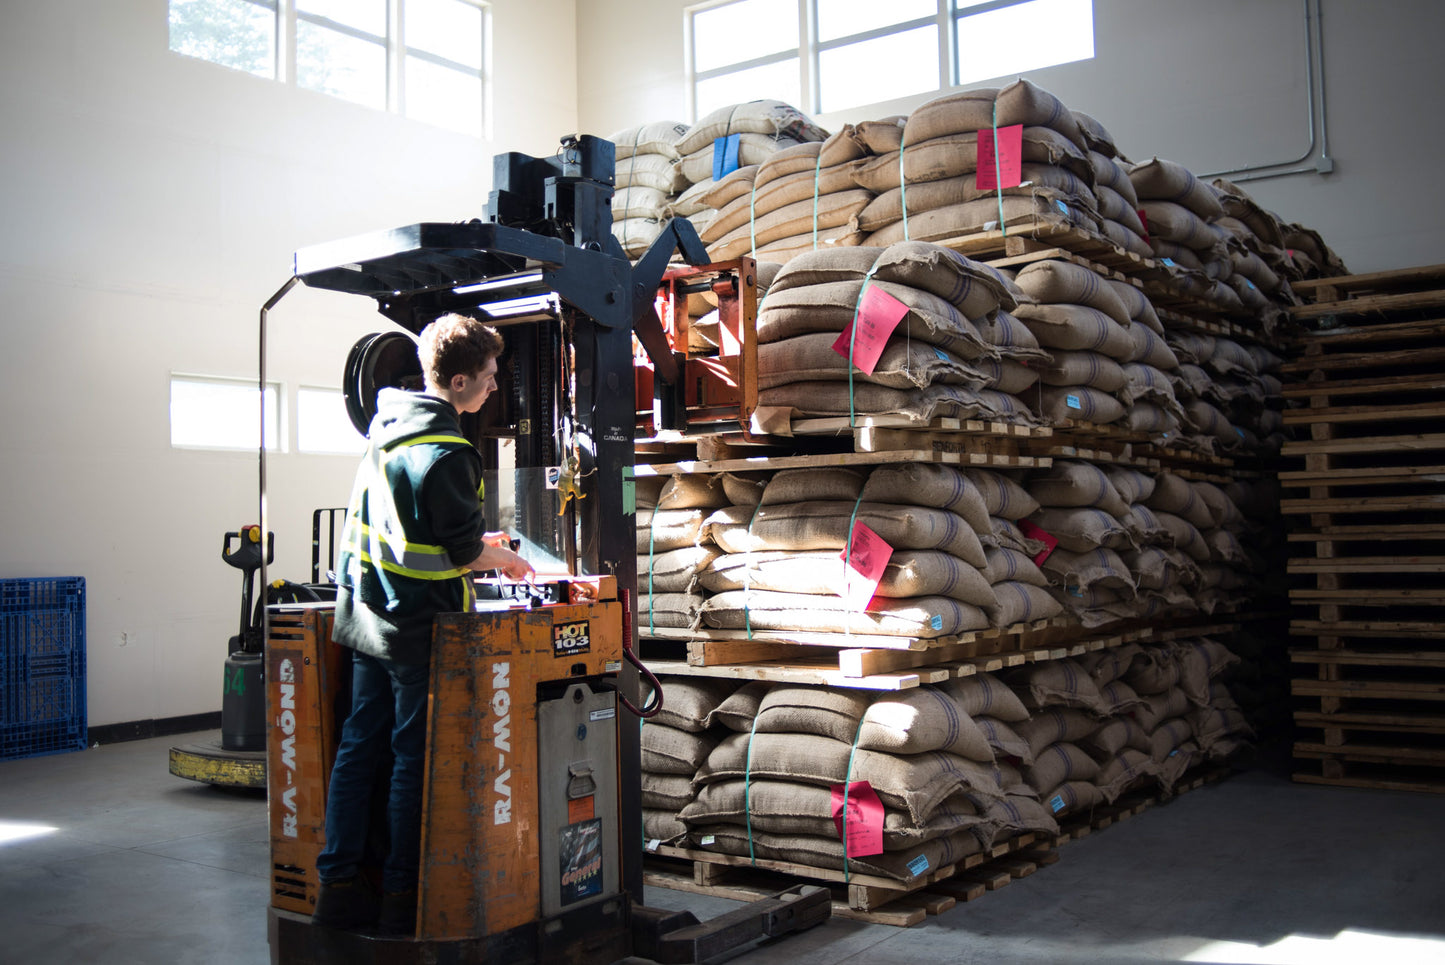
top-left (254, 134), bottom-right (831, 963)
top-left (169, 526), bottom-right (324, 789)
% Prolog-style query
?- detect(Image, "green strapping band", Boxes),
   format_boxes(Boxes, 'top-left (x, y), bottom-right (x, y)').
top-left (841, 491), bottom-right (867, 645)
top-left (743, 500), bottom-right (765, 639)
top-left (846, 262), bottom-right (884, 428)
top-left (812, 149), bottom-right (823, 249)
top-left (749, 175), bottom-right (758, 258)
top-left (646, 505), bottom-right (657, 635)
top-left (745, 710), bottom-right (761, 865)
top-left (898, 128), bottom-right (910, 242)
top-left (992, 100), bottom-right (1006, 238)
top-left (840, 714), bottom-right (867, 883)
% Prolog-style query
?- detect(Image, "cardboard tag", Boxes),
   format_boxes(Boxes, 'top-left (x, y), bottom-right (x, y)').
top-left (839, 521), bottom-right (892, 608)
top-left (712, 133), bottom-right (741, 181)
top-left (830, 780), bottom-right (885, 857)
top-left (975, 124), bottom-right (1023, 189)
top-left (1137, 208), bottom-right (1150, 243)
top-left (831, 285), bottom-right (909, 376)
top-left (1017, 519), bottom-right (1059, 566)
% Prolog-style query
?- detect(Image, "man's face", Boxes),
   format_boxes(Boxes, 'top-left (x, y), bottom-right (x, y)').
top-left (452, 356), bottom-right (498, 414)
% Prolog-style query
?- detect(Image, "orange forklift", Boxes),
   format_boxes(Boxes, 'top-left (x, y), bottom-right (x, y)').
top-left (256, 135), bottom-right (827, 963)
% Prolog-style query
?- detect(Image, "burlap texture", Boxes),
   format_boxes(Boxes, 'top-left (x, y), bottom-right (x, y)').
top-left (703, 500), bottom-right (986, 566)
top-left (1038, 350), bottom-right (1127, 391)
top-left (903, 80), bottom-right (1087, 151)
top-left (852, 126), bottom-right (1091, 193)
top-left (699, 589), bottom-right (988, 637)
top-left (641, 721), bottom-right (721, 775)
top-left (1029, 461), bottom-right (1131, 515)
top-left (699, 549), bottom-right (997, 607)
top-left (983, 580), bottom-right (1063, 627)
top-left (1027, 507), bottom-right (1133, 553)
top-left (981, 546), bottom-right (1049, 587)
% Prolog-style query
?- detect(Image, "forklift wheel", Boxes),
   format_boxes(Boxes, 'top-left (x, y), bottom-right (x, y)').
top-left (169, 738), bottom-right (266, 789)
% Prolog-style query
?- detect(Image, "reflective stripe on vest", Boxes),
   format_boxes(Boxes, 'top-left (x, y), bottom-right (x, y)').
top-left (340, 432), bottom-right (474, 583)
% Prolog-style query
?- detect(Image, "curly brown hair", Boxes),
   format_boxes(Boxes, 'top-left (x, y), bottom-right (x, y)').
top-left (418, 313), bottom-right (504, 387)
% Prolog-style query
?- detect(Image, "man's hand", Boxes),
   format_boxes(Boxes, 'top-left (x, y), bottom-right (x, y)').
top-left (467, 541), bottom-right (535, 582)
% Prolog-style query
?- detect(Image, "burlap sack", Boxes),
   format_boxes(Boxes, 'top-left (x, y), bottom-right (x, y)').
top-left (944, 672), bottom-right (1031, 723)
top-left (863, 193), bottom-right (1097, 247)
top-left (1077, 643), bottom-right (1143, 685)
top-left (638, 592), bottom-right (704, 630)
top-left (861, 464), bottom-right (992, 534)
top-left (1009, 659), bottom-right (1110, 715)
top-left (640, 772), bottom-right (695, 810)
top-left (859, 688), bottom-right (996, 760)
top-left (1014, 303), bottom-right (1134, 360)
top-left (857, 165), bottom-right (1094, 231)
top-left (976, 358), bottom-right (1041, 394)
top-left (612, 184), bottom-right (670, 220)
top-left (1119, 403), bottom-right (1179, 435)
top-left (981, 547), bottom-right (1049, 587)
top-left (757, 278), bottom-right (994, 360)
top-left (758, 333), bottom-right (986, 390)
top-left (1089, 151), bottom-right (1139, 205)
top-left (1125, 647), bottom-right (1182, 695)
top-left (1099, 218), bottom-right (1154, 258)
top-left (1102, 468), bottom-right (1155, 505)
top-left (975, 312), bottom-right (1051, 362)
top-left (682, 134), bottom-right (810, 184)
top-left (700, 589), bottom-right (988, 637)
top-left (983, 581), bottom-right (1063, 627)
top-left (610, 120), bottom-right (691, 160)
top-left (758, 382), bottom-right (1016, 425)
top-left (1041, 547), bottom-right (1136, 596)
top-left (966, 471), bottom-right (1039, 519)
top-left (853, 116), bottom-right (907, 153)
top-left (749, 227), bottom-right (868, 265)
top-left (675, 100), bottom-right (827, 157)
top-left (987, 761), bottom-right (1031, 797)
top-left (650, 473), bottom-right (733, 510)
top-left (903, 80), bottom-right (1087, 151)
top-left (614, 153), bottom-right (688, 193)
top-left (1073, 110), bottom-right (1120, 157)
top-left (696, 731), bottom-right (1004, 821)
top-left (680, 779), bottom-right (989, 850)
top-left (1029, 461), bottom-right (1131, 515)
top-left (1097, 679), bottom-right (1145, 715)
top-left (1038, 350), bottom-right (1127, 391)
top-left (1125, 546), bottom-right (1201, 590)
top-left (641, 721), bottom-right (721, 775)
top-left (754, 685), bottom-right (869, 740)
top-left (1041, 779), bottom-right (1104, 817)
top-left (1027, 507), bottom-right (1132, 554)
top-left (686, 824), bottom-right (981, 882)
top-left (1147, 474), bottom-right (1216, 530)
top-left (1119, 363), bottom-right (1183, 407)
top-left (1156, 739), bottom-right (1201, 788)
top-left (703, 166), bottom-right (863, 240)
top-left (1079, 718), bottom-right (1146, 761)
top-left (700, 165), bottom-right (759, 209)
top-left (1013, 260), bottom-right (1131, 326)
top-left (1022, 742), bottom-right (1101, 792)
top-left (702, 189), bottom-right (871, 251)
top-left (703, 500), bottom-right (986, 566)
top-left (1035, 385), bottom-right (1127, 424)
top-left (1095, 184), bottom-right (1148, 235)
top-left (767, 243), bottom-right (1018, 320)
top-left (1106, 278), bottom-right (1164, 334)
top-left (1014, 707), bottom-right (1103, 757)
top-left (705, 681), bottom-right (770, 732)
top-left (672, 176), bottom-right (716, 216)
top-left (642, 809), bottom-right (689, 844)
top-left (1095, 748), bottom-right (1155, 803)
top-left (613, 217), bottom-right (667, 257)
top-left (1138, 200), bottom-right (1223, 252)
top-left (1123, 321), bottom-right (1180, 370)
top-left (640, 546), bottom-right (722, 593)
top-left (852, 127), bottom-right (1091, 193)
top-left (1134, 687), bottom-right (1192, 732)
top-left (644, 677), bottom-right (741, 733)
top-left (1145, 718), bottom-right (1194, 764)
top-left (986, 517), bottom-right (1048, 558)
top-left (1128, 157), bottom-right (1224, 221)
top-left (636, 508), bottom-right (707, 552)
top-left (983, 794), bottom-right (1061, 839)
top-left (699, 549), bottom-right (997, 607)
top-left (759, 468), bottom-right (863, 505)
top-left (975, 716), bottom-right (1034, 764)
top-left (1190, 705), bottom-right (1253, 757)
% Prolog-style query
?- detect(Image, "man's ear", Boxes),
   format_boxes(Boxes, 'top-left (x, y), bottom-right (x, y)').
top-left (450, 372), bottom-right (468, 392)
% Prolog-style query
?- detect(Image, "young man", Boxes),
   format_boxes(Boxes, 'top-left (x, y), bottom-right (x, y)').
top-left (313, 313), bottom-right (533, 934)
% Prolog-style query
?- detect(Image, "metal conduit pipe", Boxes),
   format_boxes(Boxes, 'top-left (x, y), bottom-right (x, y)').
top-left (1200, 0), bottom-right (1334, 183)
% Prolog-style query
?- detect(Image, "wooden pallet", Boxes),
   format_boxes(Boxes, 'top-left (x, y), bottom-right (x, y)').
top-left (1049, 765), bottom-right (1232, 846)
top-left (1290, 262), bottom-right (1445, 306)
top-left (644, 831), bottom-right (1047, 925)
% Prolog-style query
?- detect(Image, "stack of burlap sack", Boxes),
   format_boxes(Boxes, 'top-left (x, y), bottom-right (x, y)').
top-left (608, 120), bottom-right (692, 259)
top-left (753, 240), bottom-right (1043, 425)
top-left (640, 644), bottom-right (1253, 873)
top-left (1073, 111), bottom-right (1152, 259)
top-left (1130, 157), bottom-right (1246, 315)
top-left (1019, 464), bottom-right (1261, 626)
top-left (696, 464), bottom-right (1062, 637)
top-left (1165, 332), bottom-right (1286, 455)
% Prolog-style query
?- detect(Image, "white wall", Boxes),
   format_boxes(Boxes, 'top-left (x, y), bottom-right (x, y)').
top-left (0, 0), bottom-right (577, 727)
top-left (576, 0), bottom-right (1445, 273)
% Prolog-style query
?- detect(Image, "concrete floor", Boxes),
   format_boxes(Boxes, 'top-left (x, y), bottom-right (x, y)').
top-left (0, 733), bottom-right (1441, 965)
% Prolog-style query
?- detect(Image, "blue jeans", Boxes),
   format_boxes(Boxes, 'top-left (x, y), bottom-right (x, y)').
top-left (315, 650), bottom-right (430, 894)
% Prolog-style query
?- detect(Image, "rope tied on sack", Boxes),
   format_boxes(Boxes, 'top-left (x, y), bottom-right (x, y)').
top-left (812, 147), bottom-right (824, 250)
top-left (991, 99), bottom-right (1007, 239)
top-left (840, 490), bottom-right (869, 644)
top-left (744, 708), bottom-right (761, 865)
top-left (840, 714), bottom-right (867, 883)
top-left (898, 126), bottom-right (910, 242)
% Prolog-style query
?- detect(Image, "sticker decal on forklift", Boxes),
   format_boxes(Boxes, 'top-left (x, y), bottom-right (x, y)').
top-left (553, 620), bottom-right (592, 657)
top-left (490, 661), bottom-right (513, 825)
top-left (276, 658), bottom-right (298, 838)
top-left (559, 818), bottom-right (604, 905)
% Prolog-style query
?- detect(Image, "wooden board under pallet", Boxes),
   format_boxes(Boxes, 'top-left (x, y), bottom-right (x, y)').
top-left (1290, 263), bottom-right (1445, 302)
top-left (634, 446), bottom-right (1051, 476)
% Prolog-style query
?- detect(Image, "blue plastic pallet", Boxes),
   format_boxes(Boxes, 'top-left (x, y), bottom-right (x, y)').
top-left (0, 577), bottom-right (87, 760)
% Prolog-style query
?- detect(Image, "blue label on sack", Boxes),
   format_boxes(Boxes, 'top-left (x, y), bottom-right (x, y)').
top-left (1055, 199), bottom-right (1069, 215)
top-left (1235, 427), bottom-right (1245, 437)
top-left (1246, 279), bottom-right (1257, 289)
top-left (1169, 750), bottom-right (1179, 757)
top-left (933, 347), bottom-right (949, 361)
top-left (1067, 585), bottom-right (1083, 598)
top-left (1066, 394), bottom-right (1082, 410)
top-left (1049, 794), bottom-right (1066, 813)
top-left (931, 614), bottom-right (943, 630)
top-left (1161, 257), bottom-right (1176, 267)
top-left (907, 854), bottom-right (930, 875)
top-left (712, 133), bottom-right (741, 181)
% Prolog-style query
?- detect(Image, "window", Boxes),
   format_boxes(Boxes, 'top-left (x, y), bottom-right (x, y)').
top-left (687, 0), bottom-right (1094, 118)
top-left (297, 387), bottom-right (367, 455)
top-left (168, 0), bottom-right (489, 137)
top-left (170, 375), bottom-right (282, 451)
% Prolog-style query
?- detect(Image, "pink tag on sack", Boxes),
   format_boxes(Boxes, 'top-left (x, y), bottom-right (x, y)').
top-left (832, 285), bottom-right (909, 375)
top-left (1137, 208), bottom-right (1150, 243)
top-left (1017, 519), bottom-right (1059, 566)
top-left (839, 521), bottom-right (892, 608)
top-left (976, 124), bottom-right (1024, 190)
top-left (831, 780), bottom-right (885, 857)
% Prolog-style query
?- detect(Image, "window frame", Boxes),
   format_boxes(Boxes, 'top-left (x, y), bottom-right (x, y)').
top-left (169, 0), bottom-right (490, 137)
top-left (686, 0), bottom-right (1094, 119)
top-left (169, 373), bottom-right (286, 453)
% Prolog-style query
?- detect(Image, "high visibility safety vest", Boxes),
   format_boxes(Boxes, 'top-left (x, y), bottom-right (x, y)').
top-left (337, 432), bottom-right (484, 615)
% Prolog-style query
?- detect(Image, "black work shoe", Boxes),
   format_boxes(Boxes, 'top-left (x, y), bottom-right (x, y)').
top-left (378, 888), bottom-right (417, 937)
top-left (312, 876), bottom-right (380, 930)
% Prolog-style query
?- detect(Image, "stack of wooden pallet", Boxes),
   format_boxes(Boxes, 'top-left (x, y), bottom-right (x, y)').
top-left (1281, 263), bottom-right (1445, 793)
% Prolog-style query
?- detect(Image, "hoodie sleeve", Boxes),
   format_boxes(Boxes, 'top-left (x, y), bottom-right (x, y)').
top-left (423, 448), bottom-right (487, 567)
